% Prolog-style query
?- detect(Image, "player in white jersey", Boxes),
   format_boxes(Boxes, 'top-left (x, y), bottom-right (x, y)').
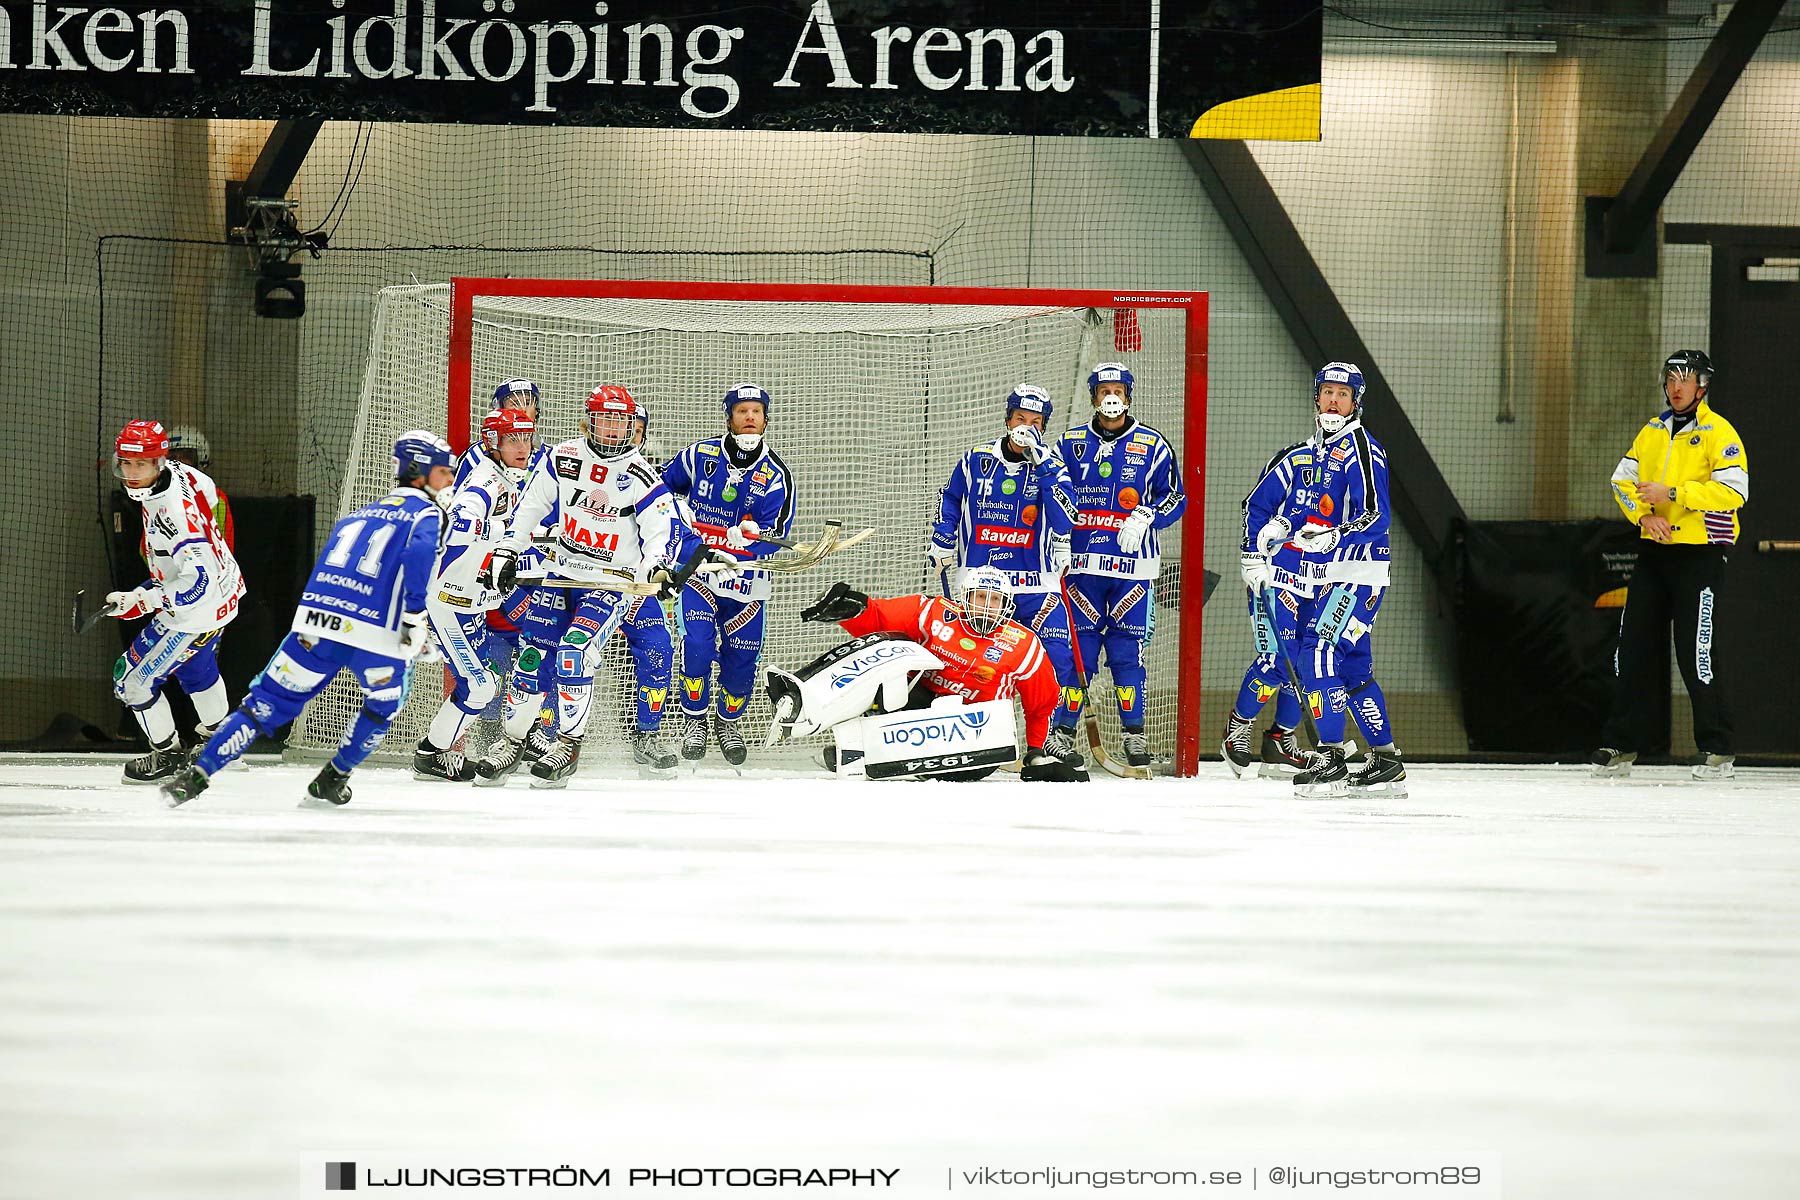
top-left (476, 385), bottom-right (688, 787)
top-left (104, 420), bottom-right (246, 784)
top-left (413, 407), bottom-right (537, 782)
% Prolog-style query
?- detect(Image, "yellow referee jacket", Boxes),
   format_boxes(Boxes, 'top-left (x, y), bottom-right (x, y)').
top-left (1610, 399), bottom-right (1749, 545)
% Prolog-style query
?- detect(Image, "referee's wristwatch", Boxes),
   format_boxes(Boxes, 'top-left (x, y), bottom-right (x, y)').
top-left (1666, 484), bottom-right (1678, 503)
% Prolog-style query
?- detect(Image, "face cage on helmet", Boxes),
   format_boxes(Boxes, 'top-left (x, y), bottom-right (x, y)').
top-left (959, 586), bottom-right (1013, 637)
top-left (1664, 367), bottom-right (1710, 392)
top-left (485, 430), bottom-right (536, 466)
top-left (113, 454), bottom-right (167, 492)
top-left (586, 410), bottom-right (637, 457)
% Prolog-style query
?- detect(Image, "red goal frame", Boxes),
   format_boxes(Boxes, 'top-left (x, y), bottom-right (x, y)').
top-left (447, 278), bottom-right (1208, 777)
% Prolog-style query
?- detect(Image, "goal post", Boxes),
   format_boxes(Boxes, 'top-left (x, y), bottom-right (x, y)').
top-left (301, 278), bottom-right (1209, 775)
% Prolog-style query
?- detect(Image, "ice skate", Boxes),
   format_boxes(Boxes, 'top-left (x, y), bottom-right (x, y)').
top-left (1591, 747), bottom-right (1635, 778)
top-left (186, 721), bottom-right (222, 766)
top-left (300, 763), bottom-right (353, 808)
top-left (1259, 725), bottom-right (1307, 779)
top-left (1348, 749), bottom-right (1407, 797)
top-left (1221, 712), bottom-right (1255, 778)
top-left (715, 717), bottom-right (748, 767)
top-left (1048, 725), bottom-right (1089, 781)
top-left (1120, 727), bottom-right (1151, 769)
top-left (1688, 752), bottom-right (1735, 781)
top-left (521, 722), bottom-right (556, 763)
top-left (123, 736), bottom-right (184, 784)
top-left (473, 736), bottom-right (526, 787)
top-left (160, 765), bottom-right (210, 808)
top-left (529, 736), bottom-right (583, 788)
top-left (680, 715), bottom-right (708, 762)
top-left (1293, 746), bottom-right (1348, 797)
top-left (413, 741), bottom-right (474, 782)
top-left (630, 728), bottom-right (678, 774)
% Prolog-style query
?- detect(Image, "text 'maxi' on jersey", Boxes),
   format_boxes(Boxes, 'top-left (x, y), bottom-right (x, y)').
top-left (505, 437), bottom-right (679, 580)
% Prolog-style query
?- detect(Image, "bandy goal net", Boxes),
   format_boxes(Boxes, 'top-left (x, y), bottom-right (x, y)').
top-left (291, 280), bottom-right (1207, 774)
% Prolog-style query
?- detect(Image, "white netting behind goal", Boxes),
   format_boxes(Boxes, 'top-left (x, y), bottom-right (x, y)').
top-left (290, 284), bottom-right (1195, 770)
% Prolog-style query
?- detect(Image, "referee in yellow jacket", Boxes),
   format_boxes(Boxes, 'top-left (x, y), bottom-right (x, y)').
top-left (1595, 351), bottom-right (1748, 780)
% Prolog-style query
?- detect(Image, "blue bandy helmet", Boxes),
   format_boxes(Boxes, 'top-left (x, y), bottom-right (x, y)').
top-left (723, 382), bottom-right (770, 418)
top-left (393, 429), bottom-right (454, 485)
top-left (1005, 384), bottom-right (1053, 423)
top-left (1312, 361), bottom-right (1366, 408)
top-left (1312, 361), bottom-right (1366, 437)
top-left (492, 378), bottom-right (541, 411)
top-left (1087, 362), bottom-right (1134, 398)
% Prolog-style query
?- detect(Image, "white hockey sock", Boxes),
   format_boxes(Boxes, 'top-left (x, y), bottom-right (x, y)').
top-left (426, 699), bottom-right (476, 752)
top-left (558, 683), bottom-right (594, 738)
top-left (501, 692), bottom-right (543, 741)
top-left (133, 695), bottom-right (177, 747)
top-left (190, 678), bottom-right (230, 727)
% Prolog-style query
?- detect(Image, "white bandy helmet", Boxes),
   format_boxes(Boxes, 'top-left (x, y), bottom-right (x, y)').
top-left (167, 425), bottom-right (211, 468)
top-left (958, 565), bottom-right (1015, 636)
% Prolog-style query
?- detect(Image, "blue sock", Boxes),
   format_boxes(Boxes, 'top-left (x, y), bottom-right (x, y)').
top-left (1346, 680), bottom-right (1395, 749)
top-left (332, 707), bottom-right (394, 774)
top-left (195, 711), bottom-right (261, 776)
top-left (1273, 683), bottom-right (1302, 731)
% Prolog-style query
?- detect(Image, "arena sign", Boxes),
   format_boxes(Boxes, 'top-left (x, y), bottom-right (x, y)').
top-left (0, 0), bottom-right (1321, 139)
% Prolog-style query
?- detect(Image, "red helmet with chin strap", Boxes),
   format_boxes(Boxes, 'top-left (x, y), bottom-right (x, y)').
top-left (585, 385), bottom-right (638, 457)
top-left (115, 419), bottom-right (169, 461)
top-left (114, 419), bottom-right (170, 498)
top-left (481, 406), bottom-right (536, 454)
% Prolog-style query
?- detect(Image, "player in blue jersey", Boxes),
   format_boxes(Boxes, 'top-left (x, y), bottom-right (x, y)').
top-left (1221, 439), bottom-right (1322, 778)
top-left (162, 432), bottom-right (455, 808)
top-left (1055, 363), bottom-right (1187, 770)
top-left (661, 383), bottom-right (796, 767)
top-left (1254, 362), bottom-right (1404, 796)
top-left (929, 384), bottom-right (1086, 777)
top-left (612, 400), bottom-right (682, 772)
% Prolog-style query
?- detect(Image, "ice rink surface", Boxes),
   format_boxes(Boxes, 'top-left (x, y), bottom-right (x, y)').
top-left (1, 755), bottom-right (1798, 1199)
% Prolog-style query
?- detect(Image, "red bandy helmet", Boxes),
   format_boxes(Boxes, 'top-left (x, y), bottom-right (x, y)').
top-left (481, 406), bottom-right (536, 453)
top-left (585, 385), bottom-right (638, 458)
top-left (114, 420), bottom-right (170, 498)
top-left (115, 419), bottom-right (169, 461)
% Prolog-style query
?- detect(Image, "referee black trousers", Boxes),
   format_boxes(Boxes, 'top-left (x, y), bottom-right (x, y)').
top-left (1601, 543), bottom-right (1733, 755)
